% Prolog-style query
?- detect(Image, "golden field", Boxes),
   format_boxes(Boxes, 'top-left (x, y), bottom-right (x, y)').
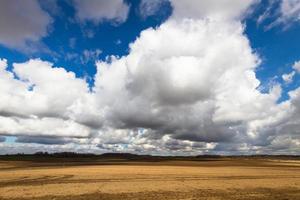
top-left (0, 158), bottom-right (299, 200)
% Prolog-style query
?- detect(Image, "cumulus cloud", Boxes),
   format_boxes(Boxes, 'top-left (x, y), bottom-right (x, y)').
top-left (1, 0), bottom-right (300, 155)
top-left (93, 0), bottom-right (281, 146)
top-left (73, 0), bottom-right (130, 24)
top-left (0, 0), bottom-right (52, 50)
top-left (0, 58), bottom-right (101, 138)
top-left (0, 116), bottom-right (91, 138)
top-left (90, 0), bottom-right (299, 154)
top-left (0, 59), bottom-right (88, 118)
top-left (95, 19), bottom-right (259, 142)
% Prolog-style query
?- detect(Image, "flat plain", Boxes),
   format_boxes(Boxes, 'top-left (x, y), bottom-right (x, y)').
top-left (0, 156), bottom-right (299, 200)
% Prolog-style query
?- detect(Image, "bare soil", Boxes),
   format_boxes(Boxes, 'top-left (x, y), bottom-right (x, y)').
top-left (0, 158), bottom-right (299, 200)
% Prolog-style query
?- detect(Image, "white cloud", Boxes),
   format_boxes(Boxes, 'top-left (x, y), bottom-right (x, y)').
top-left (258, 0), bottom-right (300, 30)
top-left (82, 49), bottom-right (102, 64)
top-left (0, 142), bottom-right (103, 155)
top-left (0, 116), bottom-right (90, 138)
top-left (0, 59), bottom-right (89, 118)
top-left (0, 0), bottom-right (52, 50)
top-left (73, 0), bottom-right (130, 24)
top-left (0, 58), bottom-right (101, 138)
top-left (90, 0), bottom-right (299, 154)
top-left (92, 0), bottom-right (284, 147)
top-left (278, 0), bottom-right (300, 24)
top-left (282, 71), bottom-right (296, 84)
top-left (293, 60), bottom-right (300, 73)
top-left (139, 0), bottom-right (169, 19)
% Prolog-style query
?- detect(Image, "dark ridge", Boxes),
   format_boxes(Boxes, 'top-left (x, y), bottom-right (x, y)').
top-left (0, 152), bottom-right (299, 162)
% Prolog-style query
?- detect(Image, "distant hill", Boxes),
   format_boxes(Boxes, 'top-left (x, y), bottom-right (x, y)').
top-left (0, 152), bottom-right (299, 162)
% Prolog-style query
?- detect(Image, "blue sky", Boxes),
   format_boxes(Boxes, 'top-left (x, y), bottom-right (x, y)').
top-left (1, 0), bottom-right (300, 155)
top-left (245, 2), bottom-right (300, 101)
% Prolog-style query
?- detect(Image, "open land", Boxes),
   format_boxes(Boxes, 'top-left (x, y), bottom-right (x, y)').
top-left (0, 154), bottom-right (299, 200)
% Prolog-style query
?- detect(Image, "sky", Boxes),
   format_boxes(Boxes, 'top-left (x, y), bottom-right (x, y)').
top-left (0, 0), bottom-right (300, 155)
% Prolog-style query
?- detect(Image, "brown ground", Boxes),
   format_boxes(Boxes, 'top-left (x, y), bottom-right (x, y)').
top-left (0, 158), bottom-right (299, 200)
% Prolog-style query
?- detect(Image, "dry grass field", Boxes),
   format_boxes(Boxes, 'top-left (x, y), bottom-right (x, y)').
top-left (0, 157), bottom-right (299, 200)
